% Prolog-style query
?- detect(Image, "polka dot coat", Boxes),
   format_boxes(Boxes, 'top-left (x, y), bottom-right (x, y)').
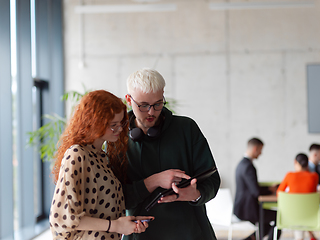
top-left (49, 144), bottom-right (125, 240)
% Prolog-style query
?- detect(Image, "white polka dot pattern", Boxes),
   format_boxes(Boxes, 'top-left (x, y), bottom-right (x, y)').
top-left (49, 144), bottom-right (125, 240)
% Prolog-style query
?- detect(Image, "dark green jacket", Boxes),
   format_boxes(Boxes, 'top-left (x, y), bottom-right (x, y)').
top-left (123, 108), bottom-right (221, 240)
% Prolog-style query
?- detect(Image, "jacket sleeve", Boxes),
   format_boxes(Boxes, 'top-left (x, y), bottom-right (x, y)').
top-left (123, 179), bottom-right (151, 209)
top-left (242, 163), bottom-right (261, 198)
top-left (189, 137), bottom-right (221, 206)
top-left (123, 139), bottom-right (152, 209)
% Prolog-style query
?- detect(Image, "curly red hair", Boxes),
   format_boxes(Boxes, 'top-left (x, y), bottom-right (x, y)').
top-left (52, 90), bottom-right (129, 184)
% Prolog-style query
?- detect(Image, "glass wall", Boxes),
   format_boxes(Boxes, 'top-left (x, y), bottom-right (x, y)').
top-left (0, 0), bottom-right (64, 239)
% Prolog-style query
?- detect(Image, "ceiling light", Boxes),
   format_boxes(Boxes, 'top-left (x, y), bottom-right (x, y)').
top-left (131, 0), bottom-right (161, 2)
top-left (75, 4), bottom-right (177, 13)
top-left (209, 1), bottom-right (315, 10)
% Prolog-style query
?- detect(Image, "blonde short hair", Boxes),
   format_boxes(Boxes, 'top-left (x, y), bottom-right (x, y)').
top-left (127, 68), bottom-right (166, 94)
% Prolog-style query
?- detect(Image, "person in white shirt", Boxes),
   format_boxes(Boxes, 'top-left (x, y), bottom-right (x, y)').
top-left (308, 143), bottom-right (320, 182)
top-left (307, 143), bottom-right (320, 240)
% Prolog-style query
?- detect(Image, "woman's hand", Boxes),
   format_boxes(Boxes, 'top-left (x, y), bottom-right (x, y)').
top-left (110, 216), bottom-right (154, 235)
top-left (133, 216), bottom-right (154, 234)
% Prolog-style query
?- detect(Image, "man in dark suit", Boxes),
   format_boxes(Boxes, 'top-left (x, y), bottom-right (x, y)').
top-left (234, 138), bottom-right (280, 240)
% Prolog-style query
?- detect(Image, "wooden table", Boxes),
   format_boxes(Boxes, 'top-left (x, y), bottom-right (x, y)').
top-left (258, 195), bottom-right (277, 240)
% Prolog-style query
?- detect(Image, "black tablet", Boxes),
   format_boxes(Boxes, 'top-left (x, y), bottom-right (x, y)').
top-left (145, 166), bottom-right (217, 211)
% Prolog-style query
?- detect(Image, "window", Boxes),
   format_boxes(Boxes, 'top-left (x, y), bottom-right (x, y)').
top-left (0, 0), bottom-right (64, 239)
top-left (307, 64), bottom-right (320, 133)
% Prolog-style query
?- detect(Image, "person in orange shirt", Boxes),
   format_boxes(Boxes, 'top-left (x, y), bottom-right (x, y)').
top-left (277, 153), bottom-right (319, 240)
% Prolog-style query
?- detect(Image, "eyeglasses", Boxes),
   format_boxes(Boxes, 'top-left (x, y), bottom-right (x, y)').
top-left (110, 120), bottom-right (129, 133)
top-left (129, 95), bottom-right (166, 112)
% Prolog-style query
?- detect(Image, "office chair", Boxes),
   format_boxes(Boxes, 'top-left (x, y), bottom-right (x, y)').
top-left (274, 192), bottom-right (320, 239)
top-left (206, 188), bottom-right (258, 240)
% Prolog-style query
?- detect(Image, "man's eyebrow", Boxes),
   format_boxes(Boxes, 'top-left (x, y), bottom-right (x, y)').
top-left (140, 99), bottom-right (163, 104)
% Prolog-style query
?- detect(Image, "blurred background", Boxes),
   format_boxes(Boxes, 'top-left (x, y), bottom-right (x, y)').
top-left (1, 0), bottom-right (319, 239)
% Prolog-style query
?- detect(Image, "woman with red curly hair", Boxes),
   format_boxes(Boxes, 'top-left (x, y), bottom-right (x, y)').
top-left (49, 90), bottom-right (153, 240)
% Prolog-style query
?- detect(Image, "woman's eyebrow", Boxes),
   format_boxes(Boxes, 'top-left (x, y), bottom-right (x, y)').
top-left (110, 120), bottom-right (121, 124)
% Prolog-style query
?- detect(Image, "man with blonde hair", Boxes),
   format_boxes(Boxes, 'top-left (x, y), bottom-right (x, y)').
top-left (123, 68), bottom-right (221, 240)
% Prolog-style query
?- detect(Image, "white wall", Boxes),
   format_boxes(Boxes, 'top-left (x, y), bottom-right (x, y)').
top-left (63, 0), bottom-right (320, 196)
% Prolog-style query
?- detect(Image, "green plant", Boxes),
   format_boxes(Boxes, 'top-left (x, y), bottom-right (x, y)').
top-left (27, 90), bottom-right (177, 163)
top-left (27, 90), bottom-right (88, 162)
top-left (164, 98), bottom-right (177, 114)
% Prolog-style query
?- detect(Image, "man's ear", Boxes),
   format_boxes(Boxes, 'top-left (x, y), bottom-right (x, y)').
top-left (125, 94), bottom-right (132, 106)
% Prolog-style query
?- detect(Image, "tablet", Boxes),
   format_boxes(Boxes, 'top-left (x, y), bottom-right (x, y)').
top-left (145, 166), bottom-right (217, 211)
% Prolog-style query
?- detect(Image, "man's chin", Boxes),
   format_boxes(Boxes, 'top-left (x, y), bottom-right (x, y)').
top-left (136, 117), bottom-right (157, 130)
top-left (144, 122), bottom-right (156, 130)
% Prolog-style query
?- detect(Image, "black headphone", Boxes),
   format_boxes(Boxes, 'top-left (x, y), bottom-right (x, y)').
top-left (129, 113), bottom-right (164, 142)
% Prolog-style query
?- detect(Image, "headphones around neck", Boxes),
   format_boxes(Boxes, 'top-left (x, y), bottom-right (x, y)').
top-left (129, 114), bottom-right (164, 142)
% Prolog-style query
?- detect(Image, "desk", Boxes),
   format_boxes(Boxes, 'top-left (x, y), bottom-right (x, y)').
top-left (258, 195), bottom-right (277, 240)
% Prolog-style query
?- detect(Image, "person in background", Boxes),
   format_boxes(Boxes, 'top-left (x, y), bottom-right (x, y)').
top-left (277, 153), bottom-right (319, 240)
top-left (308, 143), bottom-right (320, 185)
top-left (123, 68), bottom-right (221, 240)
top-left (307, 143), bottom-right (320, 240)
top-left (49, 90), bottom-right (153, 240)
top-left (234, 137), bottom-right (280, 240)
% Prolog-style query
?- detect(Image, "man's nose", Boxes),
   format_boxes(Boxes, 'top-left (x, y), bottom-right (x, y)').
top-left (147, 105), bottom-right (156, 114)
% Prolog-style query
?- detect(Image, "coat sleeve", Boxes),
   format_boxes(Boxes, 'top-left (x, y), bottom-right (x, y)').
top-left (123, 179), bottom-right (151, 209)
top-left (188, 136), bottom-right (221, 206)
top-left (123, 139), bottom-right (152, 209)
top-left (242, 163), bottom-right (261, 198)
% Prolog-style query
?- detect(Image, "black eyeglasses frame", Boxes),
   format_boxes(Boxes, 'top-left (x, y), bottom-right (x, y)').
top-left (129, 94), bottom-right (166, 112)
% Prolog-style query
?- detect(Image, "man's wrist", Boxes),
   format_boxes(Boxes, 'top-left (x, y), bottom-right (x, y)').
top-left (192, 194), bottom-right (201, 202)
top-left (144, 174), bottom-right (158, 193)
